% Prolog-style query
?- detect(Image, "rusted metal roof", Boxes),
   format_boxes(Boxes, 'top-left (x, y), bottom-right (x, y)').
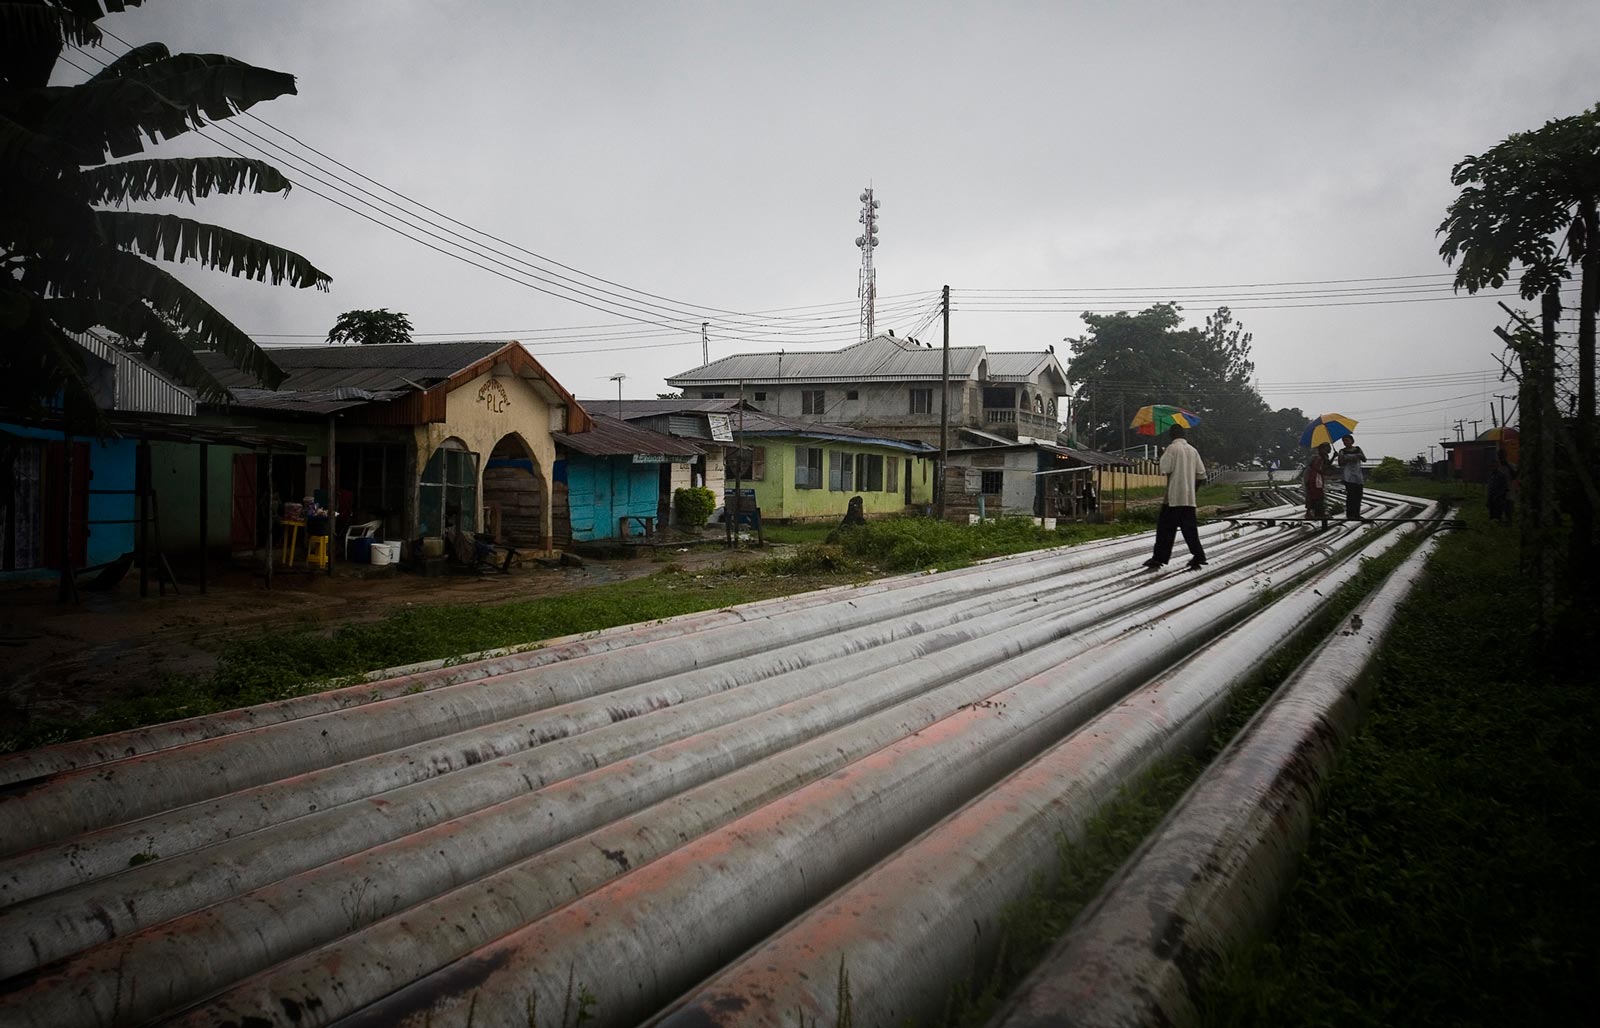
top-left (668, 335), bottom-right (987, 387)
top-left (582, 398), bottom-right (745, 417)
top-left (554, 414), bottom-right (703, 458)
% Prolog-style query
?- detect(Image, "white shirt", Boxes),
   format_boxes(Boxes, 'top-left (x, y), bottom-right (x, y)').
top-left (1159, 438), bottom-right (1205, 507)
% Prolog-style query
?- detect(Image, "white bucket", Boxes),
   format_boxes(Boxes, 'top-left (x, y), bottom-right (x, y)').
top-left (370, 541), bottom-right (392, 566)
top-left (1042, 517), bottom-right (1057, 530)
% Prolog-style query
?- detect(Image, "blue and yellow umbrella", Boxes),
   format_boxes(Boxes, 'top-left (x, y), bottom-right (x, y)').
top-left (1300, 412), bottom-right (1359, 448)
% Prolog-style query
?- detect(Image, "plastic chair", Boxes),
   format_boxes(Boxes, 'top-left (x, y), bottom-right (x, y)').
top-left (307, 534), bottom-right (329, 570)
top-left (344, 519), bottom-right (381, 559)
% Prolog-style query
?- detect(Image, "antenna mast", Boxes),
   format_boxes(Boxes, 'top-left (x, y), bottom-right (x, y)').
top-left (855, 187), bottom-right (881, 343)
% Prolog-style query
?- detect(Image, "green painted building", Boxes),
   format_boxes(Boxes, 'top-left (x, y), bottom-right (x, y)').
top-left (720, 410), bottom-right (935, 521)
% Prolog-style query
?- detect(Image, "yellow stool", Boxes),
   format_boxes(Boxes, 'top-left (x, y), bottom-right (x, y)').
top-left (306, 534), bottom-right (330, 570)
top-left (279, 519), bottom-right (305, 566)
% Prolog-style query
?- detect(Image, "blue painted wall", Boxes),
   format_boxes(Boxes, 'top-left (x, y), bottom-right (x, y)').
top-left (564, 455), bottom-right (659, 541)
top-left (2, 423), bottom-right (135, 579)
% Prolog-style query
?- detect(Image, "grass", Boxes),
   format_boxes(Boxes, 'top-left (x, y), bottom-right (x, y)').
top-left (0, 564), bottom-right (855, 755)
top-left (1194, 492), bottom-right (1598, 1026)
top-left (0, 515), bottom-right (1151, 755)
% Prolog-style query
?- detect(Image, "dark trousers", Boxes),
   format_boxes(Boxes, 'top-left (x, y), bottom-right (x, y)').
top-left (1344, 482), bottom-right (1364, 519)
top-left (1151, 505), bottom-right (1205, 564)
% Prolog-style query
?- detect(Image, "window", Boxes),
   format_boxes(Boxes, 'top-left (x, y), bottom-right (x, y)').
top-left (1035, 396), bottom-right (1046, 414)
top-left (802, 390), bottom-right (826, 415)
top-left (909, 388), bottom-right (933, 414)
top-left (727, 445), bottom-right (765, 481)
top-left (702, 391), bottom-right (725, 399)
top-left (981, 470), bottom-right (1004, 495)
top-left (887, 457), bottom-right (900, 493)
top-left (846, 390), bottom-right (859, 401)
top-left (855, 453), bottom-right (884, 491)
top-left (794, 446), bottom-right (823, 489)
top-left (829, 450), bottom-right (854, 491)
top-left (419, 441), bottom-right (479, 536)
top-left (753, 391), bottom-right (766, 402)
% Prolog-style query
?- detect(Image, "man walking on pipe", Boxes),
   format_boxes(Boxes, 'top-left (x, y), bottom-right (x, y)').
top-left (1142, 423), bottom-right (1208, 571)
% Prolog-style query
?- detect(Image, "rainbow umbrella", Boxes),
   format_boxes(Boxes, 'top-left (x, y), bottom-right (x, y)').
top-left (1478, 425), bottom-right (1519, 463)
top-left (1130, 404), bottom-right (1202, 436)
top-left (1300, 412), bottom-right (1359, 448)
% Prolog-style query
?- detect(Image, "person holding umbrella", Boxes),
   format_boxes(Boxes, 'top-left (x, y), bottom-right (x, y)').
top-left (1142, 422), bottom-right (1208, 571)
top-left (1337, 434), bottom-right (1367, 519)
top-left (1300, 413), bottom-right (1358, 522)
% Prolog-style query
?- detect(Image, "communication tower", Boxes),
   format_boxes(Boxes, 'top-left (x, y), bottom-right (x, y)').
top-left (854, 188), bottom-right (881, 343)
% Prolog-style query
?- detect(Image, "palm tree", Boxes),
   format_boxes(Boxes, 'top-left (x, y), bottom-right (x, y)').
top-left (326, 309), bottom-right (413, 346)
top-left (0, 0), bottom-right (332, 418)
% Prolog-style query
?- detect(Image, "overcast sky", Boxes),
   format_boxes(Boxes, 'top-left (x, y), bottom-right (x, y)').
top-left (75, 0), bottom-right (1600, 459)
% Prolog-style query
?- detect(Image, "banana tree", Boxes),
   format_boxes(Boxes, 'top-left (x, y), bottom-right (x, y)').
top-left (0, 0), bottom-right (331, 418)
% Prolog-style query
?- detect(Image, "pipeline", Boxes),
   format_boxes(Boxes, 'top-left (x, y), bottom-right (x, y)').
top-left (3, 523), bottom-right (1310, 1027)
top-left (650, 501), bottom-right (1437, 1027)
top-left (0, 531), bottom-right (1156, 788)
top-left (0, 530), bottom-right (1185, 852)
top-left (0, 538), bottom-right (1173, 907)
top-left (988, 520), bottom-right (1445, 1028)
top-left (287, 512), bottom-right (1406, 1027)
top-left (1, 532), bottom-right (1251, 973)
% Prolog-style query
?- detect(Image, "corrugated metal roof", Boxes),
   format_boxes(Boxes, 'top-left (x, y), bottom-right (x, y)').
top-left (554, 414), bottom-right (704, 458)
top-left (985, 351), bottom-right (1067, 383)
top-left (730, 408), bottom-right (935, 453)
top-left (70, 330), bottom-right (197, 416)
top-left (667, 335), bottom-right (985, 386)
top-left (199, 340), bottom-right (513, 393)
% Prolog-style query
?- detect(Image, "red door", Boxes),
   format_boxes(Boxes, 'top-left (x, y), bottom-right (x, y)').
top-left (39, 441), bottom-right (90, 570)
top-left (231, 454), bottom-right (258, 550)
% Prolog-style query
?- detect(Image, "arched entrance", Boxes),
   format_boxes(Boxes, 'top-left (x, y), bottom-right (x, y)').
top-left (482, 433), bottom-right (545, 550)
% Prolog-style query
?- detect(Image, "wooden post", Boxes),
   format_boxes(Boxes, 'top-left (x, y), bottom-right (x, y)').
top-left (937, 284), bottom-right (950, 521)
top-left (138, 438), bottom-right (149, 598)
top-left (57, 416), bottom-right (76, 604)
top-left (263, 447), bottom-right (273, 590)
top-left (198, 442), bottom-right (208, 595)
top-left (326, 417), bottom-right (337, 575)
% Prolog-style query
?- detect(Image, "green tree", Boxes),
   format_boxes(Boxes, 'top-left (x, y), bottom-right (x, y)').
top-left (1440, 104), bottom-right (1600, 600)
top-left (1065, 303), bottom-right (1274, 465)
top-left (326, 308), bottom-right (413, 346)
top-left (1, 0), bottom-right (331, 418)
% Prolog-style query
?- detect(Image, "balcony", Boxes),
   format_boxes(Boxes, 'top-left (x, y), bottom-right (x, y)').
top-left (982, 407), bottom-right (1060, 439)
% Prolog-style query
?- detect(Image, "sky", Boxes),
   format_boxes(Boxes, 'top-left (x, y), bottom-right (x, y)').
top-left (67, 0), bottom-right (1600, 460)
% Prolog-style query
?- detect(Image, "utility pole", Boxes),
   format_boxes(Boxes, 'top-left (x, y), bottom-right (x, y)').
top-left (1428, 444), bottom-right (1436, 464)
top-left (609, 372), bottom-right (626, 418)
top-left (937, 284), bottom-right (950, 521)
top-left (1495, 393), bottom-right (1514, 429)
top-left (701, 322), bottom-right (709, 367)
top-left (855, 188), bottom-right (881, 344)
top-left (1452, 419), bottom-right (1466, 441)
top-left (1468, 418), bottom-right (1482, 438)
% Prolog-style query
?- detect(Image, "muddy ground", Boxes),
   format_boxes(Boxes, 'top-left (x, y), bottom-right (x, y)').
top-left (0, 543), bottom-right (769, 728)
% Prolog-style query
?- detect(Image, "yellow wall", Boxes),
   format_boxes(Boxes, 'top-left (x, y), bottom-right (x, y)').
top-left (412, 370), bottom-right (562, 550)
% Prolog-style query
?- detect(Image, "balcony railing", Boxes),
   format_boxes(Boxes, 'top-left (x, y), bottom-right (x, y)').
top-left (982, 407), bottom-right (1059, 437)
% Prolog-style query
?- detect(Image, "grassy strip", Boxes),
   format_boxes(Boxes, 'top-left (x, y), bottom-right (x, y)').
top-left (931, 531), bottom-right (1423, 1027)
top-left (0, 516), bottom-right (1150, 755)
top-left (0, 566), bottom-right (853, 755)
top-left (1194, 495), bottom-right (1598, 1026)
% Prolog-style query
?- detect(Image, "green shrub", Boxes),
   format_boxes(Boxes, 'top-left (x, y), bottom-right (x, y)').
top-left (1369, 456), bottom-right (1407, 482)
top-left (673, 486), bottom-right (716, 529)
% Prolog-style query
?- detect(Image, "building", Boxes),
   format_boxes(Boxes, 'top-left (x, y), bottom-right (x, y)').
top-left (712, 408), bottom-right (936, 521)
top-left (551, 415), bottom-right (702, 546)
top-left (665, 333), bottom-right (1068, 447)
top-left (580, 398), bottom-right (739, 526)
top-left (196, 341), bottom-right (590, 558)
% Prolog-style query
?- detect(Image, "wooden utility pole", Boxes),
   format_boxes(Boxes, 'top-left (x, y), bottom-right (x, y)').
top-left (937, 284), bottom-right (949, 521)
